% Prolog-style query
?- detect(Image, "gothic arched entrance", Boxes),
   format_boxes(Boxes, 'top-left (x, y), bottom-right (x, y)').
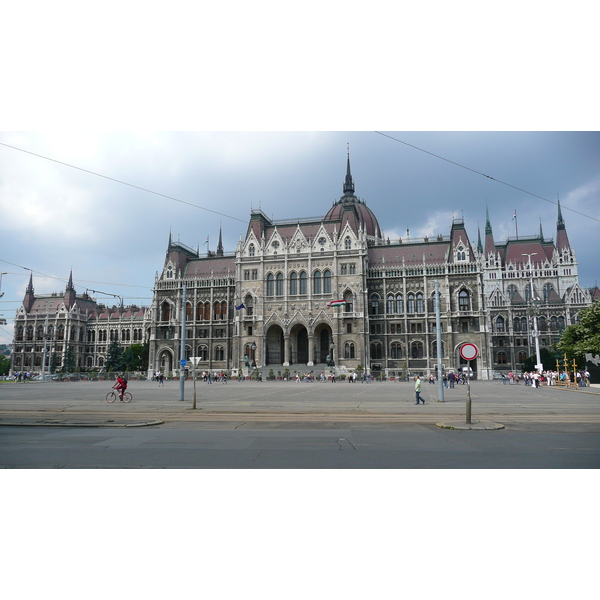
top-left (290, 323), bottom-right (309, 364)
top-left (157, 348), bottom-right (173, 374)
top-left (266, 325), bottom-right (284, 365)
top-left (313, 323), bottom-right (333, 364)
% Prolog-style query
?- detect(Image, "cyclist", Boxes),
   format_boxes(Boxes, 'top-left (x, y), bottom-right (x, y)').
top-left (114, 375), bottom-right (128, 401)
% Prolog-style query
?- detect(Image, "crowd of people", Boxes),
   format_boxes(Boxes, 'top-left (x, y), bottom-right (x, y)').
top-left (501, 369), bottom-right (591, 387)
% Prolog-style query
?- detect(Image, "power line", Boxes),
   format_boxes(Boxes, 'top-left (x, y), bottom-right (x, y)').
top-left (374, 131), bottom-right (600, 223)
top-left (0, 141), bottom-right (248, 224)
top-left (0, 260), bottom-right (151, 289)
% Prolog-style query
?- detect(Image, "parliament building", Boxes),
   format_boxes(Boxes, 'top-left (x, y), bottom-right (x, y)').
top-left (11, 155), bottom-right (597, 379)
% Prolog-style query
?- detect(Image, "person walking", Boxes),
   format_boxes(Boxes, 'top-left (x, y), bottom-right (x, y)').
top-left (414, 375), bottom-right (424, 404)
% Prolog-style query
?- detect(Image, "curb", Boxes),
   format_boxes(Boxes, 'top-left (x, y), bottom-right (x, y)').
top-left (436, 420), bottom-right (505, 430)
top-left (0, 419), bottom-right (165, 428)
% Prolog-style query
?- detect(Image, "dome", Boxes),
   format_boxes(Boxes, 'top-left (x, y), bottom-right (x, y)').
top-left (324, 197), bottom-right (382, 239)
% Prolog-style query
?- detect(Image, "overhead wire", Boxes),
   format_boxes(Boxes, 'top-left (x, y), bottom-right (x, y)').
top-left (374, 131), bottom-right (600, 223)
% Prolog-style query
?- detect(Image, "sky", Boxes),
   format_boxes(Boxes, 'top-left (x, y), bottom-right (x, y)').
top-left (1, 131), bottom-right (599, 346)
top-left (2, 2), bottom-right (598, 589)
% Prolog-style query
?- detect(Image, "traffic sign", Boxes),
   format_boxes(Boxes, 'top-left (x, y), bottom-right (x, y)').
top-left (459, 343), bottom-right (479, 361)
top-left (180, 359), bottom-right (187, 367)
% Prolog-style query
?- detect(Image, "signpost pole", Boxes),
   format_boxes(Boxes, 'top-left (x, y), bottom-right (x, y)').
top-left (179, 284), bottom-right (187, 401)
top-left (466, 360), bottom-right (472, 424)
top-left (459, 343), bottom-right (479, 425)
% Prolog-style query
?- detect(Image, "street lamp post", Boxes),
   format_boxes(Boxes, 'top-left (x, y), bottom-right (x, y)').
top-left (329, 341), bottom-right (335, 368)
top-left (522, 253), bottom-right (542, 373)
top-left (251, 341), bottom-right (257, 370)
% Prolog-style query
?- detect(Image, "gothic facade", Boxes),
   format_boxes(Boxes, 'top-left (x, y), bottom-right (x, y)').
top-left (12, 156), bottom-right (596, 379)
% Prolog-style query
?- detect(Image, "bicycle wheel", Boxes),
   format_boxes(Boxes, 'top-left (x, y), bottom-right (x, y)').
top-left (106, 392), bottom-right (117, 403)
top-left (122, 392), bottom-right (132, 403)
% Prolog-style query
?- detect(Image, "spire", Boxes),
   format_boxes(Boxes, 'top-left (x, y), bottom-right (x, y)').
top-left (66, 270), bottom-right (75, 292)
top-left (342, 146), bottom-right (355, 198)
top-left (484, 205), bottom-right (495, 255)
top-left (556, 196), bottom-right (565, 230)
top-left (539, 219), bottom-right (544, 241)
top-left (556, 196), bottom-right (571, 252)
top-left (23, 273), bottom-right (35, 312)
top-left (477, 224), bottom-right (483, 254)
top-left (216, 224), bottom-right (224, 256)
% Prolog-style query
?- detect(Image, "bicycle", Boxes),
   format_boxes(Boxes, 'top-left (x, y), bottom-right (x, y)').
top-left (106, 390), bottom-right (132, 403)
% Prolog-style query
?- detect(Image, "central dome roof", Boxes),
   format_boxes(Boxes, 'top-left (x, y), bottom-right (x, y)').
top-left (323, 154), bottom-right (382, 239)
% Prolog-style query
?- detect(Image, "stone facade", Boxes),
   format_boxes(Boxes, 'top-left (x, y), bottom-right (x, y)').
top-left (12, 156), bottom-right (595, 379)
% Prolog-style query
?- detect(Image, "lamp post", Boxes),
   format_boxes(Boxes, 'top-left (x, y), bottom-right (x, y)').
top-left (0, 272), bottom-right (7, 299)
top-left (329, 340), bottom-right (335, 368)
top-left (251, 341), bottom-right (257, 370)
top-left (522, 253), bottom-right (542, 373)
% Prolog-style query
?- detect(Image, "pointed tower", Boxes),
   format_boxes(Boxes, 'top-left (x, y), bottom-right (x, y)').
top-left (64, 270), bottom-right (76, 308)
top-left (216, 224), bottom-right (224, 256)
top-left (556, 198), bottom-right (571, 253)
top-left (484, 206), bottom-right (496, 256)
top-left (477, 224), bottom-right (483, 254)
top-left (343, 149), bottom-right (356, 198)
top-left (23, 273), bottom-right (35, 313)
top-left (539, 219), bottom-right (544, 242)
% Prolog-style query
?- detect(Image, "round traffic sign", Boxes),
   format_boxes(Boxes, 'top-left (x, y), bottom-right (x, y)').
top-left (459, 343), bottom-right (479, 361)
top-left (180, 359), bottom-right (187, 367)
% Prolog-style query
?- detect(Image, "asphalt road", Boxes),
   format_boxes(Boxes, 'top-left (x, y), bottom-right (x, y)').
top-left (1, 379), bottom-right (599, 468)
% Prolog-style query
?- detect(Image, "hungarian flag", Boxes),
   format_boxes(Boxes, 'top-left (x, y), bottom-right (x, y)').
top-left (327, 300), bottom-right (346, 308)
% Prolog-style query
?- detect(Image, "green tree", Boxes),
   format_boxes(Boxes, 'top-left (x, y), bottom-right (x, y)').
top-left (50, 352), bottom-right (59, 374)
top-left (521, 347), bottom-right (558, 372)
top-left (0, 355), bottom-right (10, 376)
top-left (61, 344), bottom-right (76, 373)
top-left (123, 343), bottom-right (148, 371)
top-left (105, 340), bottom-right (127, 372)
top-left (557, 301), bottom-right (600, 360)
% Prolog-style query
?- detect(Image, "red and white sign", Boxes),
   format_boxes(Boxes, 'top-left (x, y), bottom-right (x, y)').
top-left (460, 343), bottom-right (479, 361)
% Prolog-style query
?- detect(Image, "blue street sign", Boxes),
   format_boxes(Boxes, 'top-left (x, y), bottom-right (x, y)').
top-left (180, 359), bottom-right (187, 367)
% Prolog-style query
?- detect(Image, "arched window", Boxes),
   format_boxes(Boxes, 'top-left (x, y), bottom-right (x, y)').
top-left (249, 244), bottom-right (255, 257)
top-left (550, 316), bottom-right (558, 331)
top-left (197, 345), bottom-right (208, 361)
top-left (221, 301), bottom-right (227, 320)
top-left (289, 272), bottom-right (298, 295)
top-left (514, 317), bottom-right (521, 332)
top-left (390, 342), bottom-right (402, 359)
top-left (314, 270), bottom-right (322, 294)
top-left (387, 294), bottom-right (395, 314)
top-left (161, 302), bottom-right (171, 321)
top-left (432, 341), bottom-right (444, 359)
top-left (538, 316), bottom-right (547, 332)
top-left (345, 237), bottom-right (351, 250)
top-left (396, 294), bottom-right (403, 314)
top-left (275, 273), bottom-right (284, 296)
top-left (215, 346), bottom-right (224, 361)
top-left (407, 293), bottom-right (415, 313)
top-left (266, 273), bottom-right (275, 297)
top-left (344, 342), bottom-right (355, 359)
top-left (416, 293), bottom-right (424, 313)
top-left (16, 326), bottom-right (24, 341)
top-left (497, 351), bottom-right (507, 364)
top-left (299, 271), bottom-right (307, 295)
top-left (507, 284), bottom-right (517, 300)
top-left (370, 294), bottom-right (380, 315)
top-left (36, 326), bottom-right (44, 340)
top-left (213, 301), bottom-right (221, 320)
top-left (370, 342), bottom-right (383, 360)
top-left (495, 316), bottom-right (505, 332)
top-left (58, 325), bottom-right (65, 341)
top-left (459, 290), bottom-right (470, 311)
top-left (196, 302), bottom-right (204, 320)
top-left (517, 351), bottom-right (527, 364)
top-left (186, 302), bottom-right (192, 321)
top-left (204, 302), bottom-right (211, 321)
top-left (558, 316), bottom-right (565, 330)
top-left (411, 341), bottom-right (424, 359)
top-left (26, 326), bottom-right (34, 341)
top-left (323, 270), bottom-right (332, 294)
top-left (543, 283), bottom-right (554, 302)
top-left (521, 316), bottom-right (527, 331)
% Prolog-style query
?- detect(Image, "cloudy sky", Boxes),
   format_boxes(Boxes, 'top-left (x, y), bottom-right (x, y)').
top-left (1, 131), bottom-right (599, 345)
